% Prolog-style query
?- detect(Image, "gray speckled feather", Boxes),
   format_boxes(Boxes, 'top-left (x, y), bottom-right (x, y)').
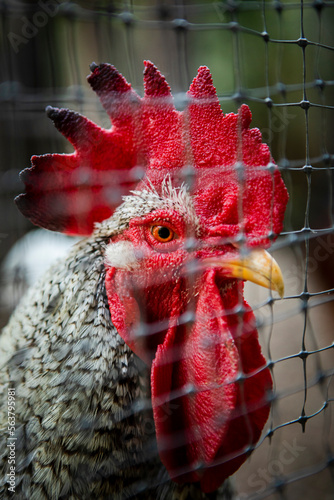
top-left (0, 203), bottom-right (235, 500)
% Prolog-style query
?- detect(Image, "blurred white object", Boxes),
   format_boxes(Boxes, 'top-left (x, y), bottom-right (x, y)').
top-left (1, 229), bottom-right (80, 313)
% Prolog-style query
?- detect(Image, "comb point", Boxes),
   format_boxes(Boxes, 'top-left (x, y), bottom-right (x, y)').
top-left (46, 105), bottom-right (59, 120)
top-left (90, 61), bottom-right (98, 72)
top-left (87, 63), bottom-right (131, 94)
top-left (189, 66), bottom-right (217, 98)
top-left (144, 60), bottom-right (171, 97)
top-left (238, 104), bottom-right (252, 129)
top-left (143, 60), bottom-right (154, 71)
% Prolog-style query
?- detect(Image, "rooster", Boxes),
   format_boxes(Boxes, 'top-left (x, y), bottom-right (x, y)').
top-left (0, 62), bottom-right (288, 499)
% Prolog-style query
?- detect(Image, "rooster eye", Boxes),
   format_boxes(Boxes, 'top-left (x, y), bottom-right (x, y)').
top-left (151, 225), bottom-right (175, 243)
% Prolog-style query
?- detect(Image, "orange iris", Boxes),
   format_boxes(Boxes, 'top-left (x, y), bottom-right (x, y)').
top-left (151, 225), bottom-right (175, 243)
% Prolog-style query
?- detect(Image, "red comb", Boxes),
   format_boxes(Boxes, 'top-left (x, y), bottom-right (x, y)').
top-left (142, 61), bottom-right (185, 175)
top-left (16, 64), bottom-right (143, 235)
top-left (187, 67), bottom-right (287, 246)
top-left (16, 62), bottom-right (288, 240)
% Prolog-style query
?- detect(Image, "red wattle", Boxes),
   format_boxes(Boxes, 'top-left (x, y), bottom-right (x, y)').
top-left (151, 273), bottom-right (272, 492)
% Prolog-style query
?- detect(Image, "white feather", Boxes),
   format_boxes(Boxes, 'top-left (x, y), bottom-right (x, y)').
top-left (104, 241), bottom-right (139, 270)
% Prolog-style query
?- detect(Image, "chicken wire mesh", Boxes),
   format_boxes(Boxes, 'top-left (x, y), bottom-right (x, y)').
top-left (0, 0), bottom-right (333, 499)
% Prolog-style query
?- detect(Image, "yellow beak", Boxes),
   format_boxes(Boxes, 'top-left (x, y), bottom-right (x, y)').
top-left (205, 249), bottom-right (284, 298)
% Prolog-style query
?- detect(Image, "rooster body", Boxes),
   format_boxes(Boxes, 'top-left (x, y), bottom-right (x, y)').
top-left (0, 62), bottom-right (288, 498)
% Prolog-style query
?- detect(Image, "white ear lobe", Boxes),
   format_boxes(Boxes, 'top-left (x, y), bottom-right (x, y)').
top-left (104, 241), bottom-right (139, 270)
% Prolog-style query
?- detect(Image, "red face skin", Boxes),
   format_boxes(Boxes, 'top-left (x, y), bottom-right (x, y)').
top-left (105, 201), bottom-right (273, 493)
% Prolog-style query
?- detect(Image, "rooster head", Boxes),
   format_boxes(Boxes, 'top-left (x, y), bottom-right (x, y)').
top-left (16, 61), bottom-right (288, 492)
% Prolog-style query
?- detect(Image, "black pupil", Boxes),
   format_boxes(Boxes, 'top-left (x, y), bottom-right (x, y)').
top-left (158, 226), bottom-right (171, 240)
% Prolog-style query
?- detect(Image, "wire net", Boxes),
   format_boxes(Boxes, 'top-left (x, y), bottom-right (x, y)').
top-left (0, 1), bottom-right (333, 499)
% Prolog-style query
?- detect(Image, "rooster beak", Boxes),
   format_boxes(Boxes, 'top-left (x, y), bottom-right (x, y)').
top-left (205, 249), bottom-right (284, 298)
